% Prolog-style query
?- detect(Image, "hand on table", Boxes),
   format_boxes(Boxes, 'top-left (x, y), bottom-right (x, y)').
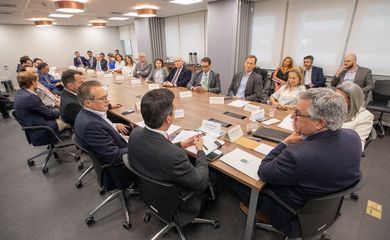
top-left (116, 123), bottom-right (129, 135)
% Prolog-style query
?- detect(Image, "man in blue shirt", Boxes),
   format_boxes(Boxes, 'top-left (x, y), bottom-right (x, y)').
top-left (36, 62), bottom-right (63, 95)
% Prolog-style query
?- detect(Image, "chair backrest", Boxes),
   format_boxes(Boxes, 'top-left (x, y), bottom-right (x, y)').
top-left (125, 161), bottom-right (182, 223)
top-left (372, 80), bottom-right (390, 103)
top-left (297, 175), bottom-right (366, 238)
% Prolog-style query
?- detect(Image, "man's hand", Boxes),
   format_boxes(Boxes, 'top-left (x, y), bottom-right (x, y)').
top-left (180, 135), bottom-right (196, 149)
top-left (335, 66), bottom-right (346, 76)
top-left (283, 132), bottom-right (302, 145)
top-left (110, 103), bottom-right (122, 109)
top-left (193, 135), bottom-right (204, 151)
top-left (54, 99), bottom-right (60, 108)
top-left (55, 82), bottom-right (63, 86)
top-left (276, 103), bottom-right (287, 111)
top-left (116, 123), bottom-right (129, 135)
top-left (162, 82), bottom-right (174, 87)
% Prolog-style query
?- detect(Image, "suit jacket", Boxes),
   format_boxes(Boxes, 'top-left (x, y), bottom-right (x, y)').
top-left (37, 71), bottom-right (62, 92)
top-left (165, 67), bottom-right (192, 87)
top-left (14, 89), bottom-right (60, 145)
top-left (133, 61), bottom-right (152, 78)
top-left (74, 109), bottom-right (127, 165)
top-left (331, 66), bottom-right (374, 93)
top-left (186, 70), bottom-right (221, 94)
top-left (228, 72), bottom-right (263, 102)
top-left (257, 129), bottom-right (361, 236)
top-left (304, 66), bottom-right (325, 87)
top-left (91, 59), bottom-right (108, 71)
top-left (127, 127), bottom-right (209, 226)
top-left (73, 56), bottom-right (89, 67)
top-left (146, 67), bottom-right (169, 83)
top-left (59, 89), bottom-right (82, 128)
top-left (87, 56), bottom-right (96, 69)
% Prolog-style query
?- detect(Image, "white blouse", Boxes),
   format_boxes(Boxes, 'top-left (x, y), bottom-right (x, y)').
top-left (113, 60), bottom-right (125, 71)
top-left (122, 65), bottom-right (135, 76)
top-left (271, 85), bottom-right (306, 105)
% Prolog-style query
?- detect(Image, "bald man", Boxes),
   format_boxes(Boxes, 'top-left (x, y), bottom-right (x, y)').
top-left (133, 52), bottom-right (152, 78)
top-left (331, 53), bottom-right (374, 93)
top-left (163, 57), bottom-right (192, 87)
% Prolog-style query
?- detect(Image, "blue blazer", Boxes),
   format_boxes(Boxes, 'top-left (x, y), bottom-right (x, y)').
top-left (257, 129), bottom-right (361, 236)
top-left (37, 71), bottom-right (62, 92)
top-left (74, 109), bottom-right (127, 165)
top-left (165, 67), bottom-right (192, 87)
top-left (14, 89), bottom-right (60, 145)
top-left (305, 66), bottom-right (325, 87)
top-left (73, 56), bottom-right (89, 67)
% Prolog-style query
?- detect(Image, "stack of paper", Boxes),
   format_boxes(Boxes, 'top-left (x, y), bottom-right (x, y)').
top-left (220, 148), bottom-right (262, 181)
top-left (136, 121), bottom-right (181, 136)
top-left (262, 118), bottom-right (281, 126)
top-left (277, 114), bottom-right (294, 131)
top-left (228, 100), bottom-right (249, 107)
top-left (171, 130), bottom-right (222, 155)
top-left (254, 143), bottom-right (274, 155)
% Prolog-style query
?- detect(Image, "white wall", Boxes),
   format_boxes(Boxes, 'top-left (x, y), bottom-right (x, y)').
top-left (135, 18), bottom-right (153, 62)
top-left (0, 25), bottom-right (122, 88)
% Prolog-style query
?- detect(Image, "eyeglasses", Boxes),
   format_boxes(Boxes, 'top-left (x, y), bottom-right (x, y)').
top-left (89, 96), bottom-right (108, 102)
top-left (201, 65), bottom-right (209, 68)
top-left (291, 110), bottom-right (312, 119)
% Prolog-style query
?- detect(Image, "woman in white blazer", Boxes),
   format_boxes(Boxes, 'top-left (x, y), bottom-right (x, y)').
top-left (337, 82), bottom-right (374, 152)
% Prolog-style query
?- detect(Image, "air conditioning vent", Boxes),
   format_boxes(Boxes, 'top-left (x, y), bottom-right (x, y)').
top-left (0, 11), bottom-right (14, 15)
top-left (0, 3), bottom-right (17, 8)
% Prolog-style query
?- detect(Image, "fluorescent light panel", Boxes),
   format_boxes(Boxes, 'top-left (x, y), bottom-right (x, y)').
top-left (49, 13), bottom-right (73, 18)
top-left (108, 17), bottom-right (129, 21)
top-left (170, 0), bottom-right (203, 5)
top-left (123, 12), bottom-right (137, 17)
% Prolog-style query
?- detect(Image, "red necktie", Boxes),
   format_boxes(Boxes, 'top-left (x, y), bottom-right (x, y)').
top-left (171, 68), bottom-right (182, 85)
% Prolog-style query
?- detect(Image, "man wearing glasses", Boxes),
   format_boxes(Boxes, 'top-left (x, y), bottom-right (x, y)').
top-left (163, 57), bottom-right (192, 87)
top-left (233, 88), bottom-right (361, 238)
top-left (74, 81), bottom-right (129, 165)
top-left (186, 57), bottom-right (221, 94)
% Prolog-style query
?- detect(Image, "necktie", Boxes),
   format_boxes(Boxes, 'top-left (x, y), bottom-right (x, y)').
top-left (171, 68), bottom-right (182, 85)
top-left (97, 61), bottom-right (101, 71)
top-left (202, 73), bottom-right (209, 89)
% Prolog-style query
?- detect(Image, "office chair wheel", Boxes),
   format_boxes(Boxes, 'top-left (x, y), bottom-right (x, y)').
top-left (78, 163), bottom-right (84, 170)
top-left (350, 192), bottom-right (359, 200)
top-left (212, 221), bottom-right (220, 229)
top-left (42, 167), bottom-right (49, 174)
top-left (85, 216), bottom-right (96, 226)
top-left (122, 222), bottom-right (132, 230)
top-left (74, 155), bottom-right (81, 161)
top-left (27, 160), bottom-right (35, 167)
top-left (98, 188), bottom-right (106, 195)
top-left (320, 233), bottom-right (331, 240)
top-left (143, 213), bottom-right (151, 223)
top-left (75, 181), bottom-right (83, 189)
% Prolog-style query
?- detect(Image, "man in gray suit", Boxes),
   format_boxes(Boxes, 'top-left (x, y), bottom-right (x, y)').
top-left (133, 52), bottom-right (152, 78)
top-left (187, 57), bottom-right (221, 94)
top-left (331, 53), bottom-right (374, 93)
top-left (127, 88), bottom-right (210, 226)
top-left (228, 55), bottom-right (263, 102)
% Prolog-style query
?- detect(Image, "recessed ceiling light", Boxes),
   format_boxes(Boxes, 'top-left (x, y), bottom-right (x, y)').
top-left (123, 12), bottom-right (137, 17)
top-left (34, 19), bottom-right (54, 27)
top-left (108, 17), bottom-right (129, 21)
top-left (170, 0), bottom-right (203, 5)
top-left (89, 19), bottom-right (107, 23)
top-left (134, 5), bottom-right (158, 18)
top-left (134, 5), bottom-right (159, 10)
top-left (49, 13), bottom-right (73, 18)
top-left (55, 1), bottom-right (85, 13)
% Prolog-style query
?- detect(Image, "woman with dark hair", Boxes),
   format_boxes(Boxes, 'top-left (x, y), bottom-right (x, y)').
top-left (272, 56), bottom-right (294, 91)
top-left (146, 58), bottom-right (169, 83)
top-left (122, 55), bottom-right (135, 76)
top-left (113, 54), bottom-right (125, 73)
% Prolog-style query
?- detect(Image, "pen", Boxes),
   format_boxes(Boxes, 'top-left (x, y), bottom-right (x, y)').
top-left (203, 144), bottom-right (208, 150)
top-left (247, 136), bottom-right (262, 142)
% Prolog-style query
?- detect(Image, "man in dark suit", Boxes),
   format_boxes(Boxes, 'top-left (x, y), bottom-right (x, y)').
top-left (36, 62), bottom-right (63, 95)
top-left (163, 57), bottom-right (192, 87)
top-left (228, 55), bottom-right (263, 102)
top-left (331, 53), bottom-right (374, 93)
top-left (91, 54), bottom-right (108, 71)
top-left (232, 88), bottom-right (361, 238)
top-left (59, 69), bottom-right (84, 127)
top-left (73, 51), bottom-right (89, 68)
top-left (74, 81), bottom-right (129, 165)
top-left (86, 50), bottom-right (96, 69)
top-left (187, 57), bottom-right (221, 94)
top-left (127, 88), bottom-right (210, 226)
top-left (133, 52), bottom-right (152, 78)
top-left (303, 55), bottom-right (325, 88)
top-left (13, 71), bottom-right (69, 145)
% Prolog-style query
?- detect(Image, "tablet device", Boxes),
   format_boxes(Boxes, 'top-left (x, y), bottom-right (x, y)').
top-left (252, 127), bottom-right (290, 143)
top-left (208, 118), bottom-right (232, 128)
top-left (223, 111), bottom-right (246, 119)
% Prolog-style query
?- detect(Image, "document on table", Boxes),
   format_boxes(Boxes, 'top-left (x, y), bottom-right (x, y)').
top-left (220, 148), bottom-right (262, 181)
top-left (171, 130), bottom-right (221, 155)
top-left (136, 121), bottom-right (181, 136)
top-left (277, 114), bottom-right (294, 131)
top-left (262, 118), bottom-right (281, 126)
top-left (228, 100), bottom-right (249, 107)
top-left (254, 143), bottom-right (274, 155)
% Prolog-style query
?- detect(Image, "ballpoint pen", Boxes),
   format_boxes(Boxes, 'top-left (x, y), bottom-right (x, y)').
top-left (247, 136), bottom-right (262, 142)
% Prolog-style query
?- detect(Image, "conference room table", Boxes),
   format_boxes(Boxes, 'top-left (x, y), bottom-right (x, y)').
top-left (85, 71), bottom-right (292, 240)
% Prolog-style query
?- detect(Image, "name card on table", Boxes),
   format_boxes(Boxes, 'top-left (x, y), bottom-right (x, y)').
top-left (77, 67), bottom-right (85, 72)
top-left (96, 71), bottom-right (105, 76)
top-left (244, 104), bottom-right (261, 112)
top-left (179, 91), bottom-right (192, 98)
top-left (116, 75), bottom-right (125, 80)
top-left (69, 66), bottom-right (77, 70)
top-left (104, 73), bottom-right (113, 78)
top-left (175, 109), bottom-right (185, 118)
top-left (209, 97), bottom-right (224, 104)
top-left (226, 125), bottom-right (244, 142)
top-left (131, 79), bottom-right (141, 84)
top-left (199, 120), bottom-right (222, 135)
top-left (87, 69), bottom-right (95, 74)
top-left (135, 102), bottom-right (141, 111)
top-left (148, 83), bottom-right (160, 90)
top-left (250, 109), bottom-right (265, 122)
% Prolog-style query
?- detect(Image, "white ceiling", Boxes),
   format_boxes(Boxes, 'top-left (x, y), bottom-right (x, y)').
top-left (0, 0), bottom-right (210, 26)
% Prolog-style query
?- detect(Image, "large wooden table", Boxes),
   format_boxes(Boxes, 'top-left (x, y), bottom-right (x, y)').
top-left (87, 73), bottom-right (292, 240)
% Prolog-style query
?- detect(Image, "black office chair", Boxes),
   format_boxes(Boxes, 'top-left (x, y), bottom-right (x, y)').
top-left (256, 175), bottom-right (367, 240)
top-left (366, 80), bottom-right (390, 138)
top-left (124, 160), bottom-right (220, 240)
top-left (71, 135), bottom-right (95, 189)
top-left (73, 136), bottom-right (135, 230)
top-left (12, 111), bottom-right (79, 174)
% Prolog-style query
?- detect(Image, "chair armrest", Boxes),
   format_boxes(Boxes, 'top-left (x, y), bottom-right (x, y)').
top-left (260, 189), bottom-right (297, 215)
top-left (181, 191), bottom-right (198, 203)
top-left (22, 125), bottom-right (62, 142)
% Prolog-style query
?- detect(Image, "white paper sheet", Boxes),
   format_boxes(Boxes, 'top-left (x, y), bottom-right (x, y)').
top-left (228, 100), bottom-right (250, 107)
top-left (262, 118), bottom-right (281, 126)
top-left (171, 130), bottom-right (220, 155)
top-left (136, 121), bottom-right (181, 136)
top-left (277, 114), bottom-right (294, 131)
top-left (220, 148), bottom-right (262, 181)
top-left (254, 144), bottom-right (274, 155)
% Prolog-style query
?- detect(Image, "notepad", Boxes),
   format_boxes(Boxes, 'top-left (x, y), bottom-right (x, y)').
top-left (220, 148), bottom-right (262, 180)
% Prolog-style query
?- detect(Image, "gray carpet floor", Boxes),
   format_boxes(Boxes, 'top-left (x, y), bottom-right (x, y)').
top-left (0, 115), bottom-right (389, 240)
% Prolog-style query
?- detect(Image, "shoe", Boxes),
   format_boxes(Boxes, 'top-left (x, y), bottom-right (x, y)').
top-left (239, 202), bottom-right (269, 224)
